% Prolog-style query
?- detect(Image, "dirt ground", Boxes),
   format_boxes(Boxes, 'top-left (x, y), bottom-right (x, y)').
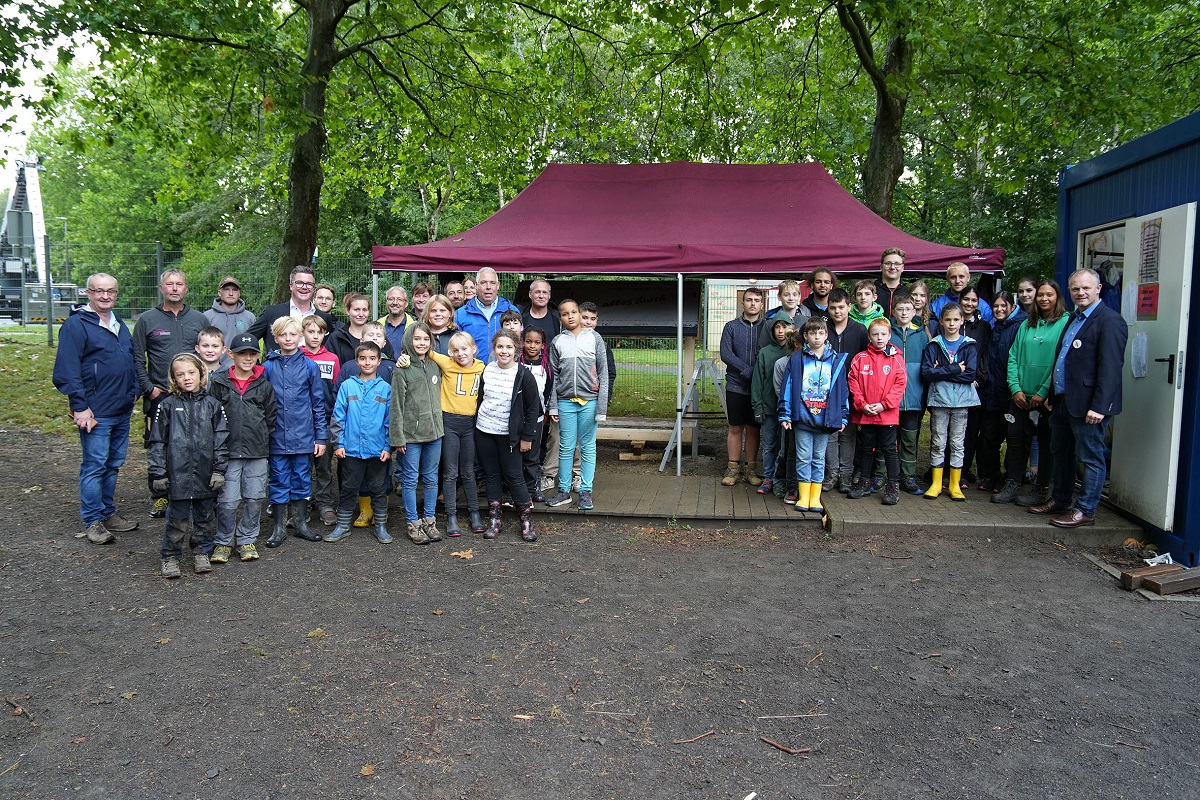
top-left (2, 429), bottom-right (1199, 800)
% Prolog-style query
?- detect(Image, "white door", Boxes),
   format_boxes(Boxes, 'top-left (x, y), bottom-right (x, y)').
top-left (1106, 202), bottom-right (1196, 531)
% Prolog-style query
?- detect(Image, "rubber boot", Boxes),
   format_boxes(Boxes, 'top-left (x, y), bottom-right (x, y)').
top-left (326, 510), bottom-right (353, 543)
top-left (793, 481), bottom-right (809, 512)
top-left (519, 502), bottom-right (537, 542)
top-left (290, 500), bottom-right (322, 541)
top-left (925, 467), bottom-right (944, 499)
top-left (374, 512), bottom-right (393, 543)
top-left (444, 514), bottom-right (463, 537)
top-left (353, 495), bottom-right (373, 527)
top-left (265, 503), bottom-right (289, 548)
top-left (948, 468), bottom-right (967, 501)
top-left (808, 482), bottom-right (824, 514)
top-left (469, 508), bottom-right (486, 534)
top-left (484, 501), bottom-right (502, 539)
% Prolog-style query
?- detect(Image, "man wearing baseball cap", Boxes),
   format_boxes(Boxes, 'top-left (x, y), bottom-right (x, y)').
top-left (204, 276), bottom-right (257, 367)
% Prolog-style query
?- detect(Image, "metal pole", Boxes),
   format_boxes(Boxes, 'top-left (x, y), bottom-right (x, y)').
top-left (676, 273), bottom-right (684, 476)
top-left (371, 272), bottom-right (379, 320)
top-left (44, 234), bottom-right (54, 346)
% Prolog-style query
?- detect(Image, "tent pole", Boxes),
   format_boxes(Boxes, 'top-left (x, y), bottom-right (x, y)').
top-left (676, 272), bottom-right (684, 476)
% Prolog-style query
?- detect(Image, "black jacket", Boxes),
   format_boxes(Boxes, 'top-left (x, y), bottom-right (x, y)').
top-left (248, 303), bottom-right (335, 353)
top-left (477, 364), bottom-right (541, 449)
top-left (147, 391), bottom-right (230, 500)
top-left (208, 367), bottom-right (277, 459)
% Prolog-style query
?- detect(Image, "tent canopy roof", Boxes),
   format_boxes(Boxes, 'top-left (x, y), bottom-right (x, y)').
top-left (372, 162), bottom-right (1005, 276)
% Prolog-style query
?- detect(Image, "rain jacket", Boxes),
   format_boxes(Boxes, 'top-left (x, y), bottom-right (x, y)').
top-left (848, 342), bottom-right (907, 426)
top-left (147, 390), bottom-right (229, 500)
top-left (263, 350), bottom-right (329, 454)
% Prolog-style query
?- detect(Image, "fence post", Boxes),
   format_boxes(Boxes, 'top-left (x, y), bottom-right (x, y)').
top-left (156, 241), bottom-right (164, 277)
top-left (44, 234), bottom-right (54, 346)
top-left (371, 272), bottom-right (379, 320)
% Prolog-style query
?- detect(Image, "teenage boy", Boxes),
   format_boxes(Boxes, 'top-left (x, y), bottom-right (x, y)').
top-left (802, 268), bottom-right (837, 323)
top-left (847, 319), bottom-right (907, 505)
top-left (931, 262), bottom-right (994, 322)
top-left (848, 279), bottom-right (886, 327)
top-left (410, 281), bottom-right (433, 319)
top-left (327, 342), bottom-right (393, 544)
top-left (194, 326), bottom-right (226, 379)
top-left (719, 287), bottom-right (765, 487)
top-left (760, 279), bottom-right (809, 346)
top-left (875, 248), bottom-right (907, 317)
top-left (208, 333), bottom-right (277, 562)
top-left (889, 292), bottom-right (931, 495)
top-left (302, 314), bottom-right (340, 525)
top-left (752, 314), bottom-right (794, 497)
top-left (204, 276), bottom-right (255, 367)
top-left (823, 289), bottom-right (868, 492)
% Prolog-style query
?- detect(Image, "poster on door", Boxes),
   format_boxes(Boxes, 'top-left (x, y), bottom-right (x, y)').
top-left (1139, 217), bottom-right (1162, 283)
top-left (1137, 282), bottom-right (1160, 320)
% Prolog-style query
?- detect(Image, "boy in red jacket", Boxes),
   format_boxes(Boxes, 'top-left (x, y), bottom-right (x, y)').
top-left (847, 318), bottom-right (907, 504)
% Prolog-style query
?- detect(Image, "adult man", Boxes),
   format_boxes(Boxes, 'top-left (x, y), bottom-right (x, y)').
top-left (131, 268), bottom-right (207, 517)
top-left (875, 248), bottom-right (907, 317)
top-left (719, 287), bottom-right (765, 487)
top-left (380, 285), bottom-right (416, 356)
top-left (53, 273), bottom-right (141, 543)
top-left (930, 262), bottom-right (994, 322)
top-left (455, 267), bottom-right (515, 362)
top-left (203, 276), bottom-right (256, 367)
top-left (248, 266), bottom-right (335, 352)
top-left (1030, 268), bottom-right (1128, 528)
top-left (802, 267), bottom-right (837, 322)
top-left (444, 280), bottom-right (466, 309)
top-left (522, 279), bottom-right (560, 342)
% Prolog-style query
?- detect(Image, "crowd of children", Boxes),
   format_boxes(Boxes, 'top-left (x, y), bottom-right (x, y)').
top-left (143, 279), bottom-right (612, 578)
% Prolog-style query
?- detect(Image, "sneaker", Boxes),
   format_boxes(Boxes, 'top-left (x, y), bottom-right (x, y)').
top-left (211, 545), bottom-right (233, 564)
top-left (772, 480), bottom-right (786, 499)
top-left (785, 485), bottom-right (798, 504)
top-left (837, 474), bottom-right (853, 494)
top-left (320, 508), bottom-right (337, 526)
top-left (822, 475), bottom-right (836, 492)
top-left (539, 475), bottom-right (556, 492)
top-left (546, 490), bottom-right (573, 507)
top-left (149, 497), bottom-right (169, 519)
top-left (103, 513), bottom-right (139, 532)
top-left (161, 557), bottom-right (181, 579)
top-left (1015, 484), bottom-right (1051, 508)
top-left (83, 520), bottom-right (116, 545)
top-left (882, 481), bottom-right (900, 506)
top-left (992, 479), bottom-right (1022, 504)
top-left (869, 476), bottom-right (885, 494)
top-left (900, 476), bottom-right (925, 496)
top-left (847, 477), bottom-right (870, 500)
top-left (238, 544), bottom-right (260, 561)
top-left (756, 478), bottom-right (774, 495)
top-left (571, 474), bottom-right (582, 492)
top-left (531, 489), bottom-right (546, 503)
top-left (578, 491), bottom-right (594, 511)
top-left (193, 553), bottom-right (212, 574)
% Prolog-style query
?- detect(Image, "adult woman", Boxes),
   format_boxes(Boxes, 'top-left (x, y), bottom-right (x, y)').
top-left (422, 294), bottom-right (458, 355)
top-left (314, 284), bottom-right (338, 316)
top-left (977, 291), bottom-right (1026, 492)
top-left (993, 279), bottom-right (1069, 505)
top-left (1015, 277), bottom-right (1037, 317)
top-left (327, 292), bottom-right (387, 365)
top-left (958, 287), bottom-right (992, 485)
top-left (462, 277), bottom-right (477, 301)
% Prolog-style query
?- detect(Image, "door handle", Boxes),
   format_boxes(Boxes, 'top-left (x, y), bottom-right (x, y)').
top-left (1154, 354), bottom-right (1176, 385)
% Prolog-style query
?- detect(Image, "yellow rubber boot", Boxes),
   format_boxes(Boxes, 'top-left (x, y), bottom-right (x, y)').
top-left (948, 468), bottom-right (966, 501)
top-left (808, 482), bottom-right (824, 513)
top-left (925, 467), bottom-right (944, 499)
top-left (353, 495), bottom-right (373, 527)
top-left (793, 481), bottom-right (809, 511)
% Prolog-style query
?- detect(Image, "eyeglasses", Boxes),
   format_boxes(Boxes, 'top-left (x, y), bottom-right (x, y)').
top-left (87, 288), bottom-right (118, 296)
top-left (883, 261), bottom-right (904, 267)
top-left (292, 281), bottom-right (315, 288)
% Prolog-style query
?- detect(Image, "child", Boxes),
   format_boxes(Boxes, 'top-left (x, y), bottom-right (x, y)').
top-left (500, 309), bottom-right (524, 335)
top-left (194, 326), bottom-right (226, 379)
top-left (147, 353), bottom-right (229, 578)
top-left (262, 316), bottom-right (328, 546)
top-left (302, 314), bottom-right (340, 525)
top-left (847, 318), bottom-right (907, 504)
top-left (207, 333), bottom-right (277, 563)
top-left (751, 313), bottom-right (794, 497)
top-left (546, 300), bottom-right (609, 511)
top-left (520, 327), bottom-right (553, 503)
top-left (848, 279), bottom-right (886, 327)
top-left (411, 281), bottom-right (433, 319)
top-left (772, 324), bottom-right (803, 503)
top-left (980, 290), bottom-right (1026, 494)
top-left (889, 292), bottom-right (930, 495)
top-left (389, 323), bottom-right (445, 544)
top-left (428, 331), bottom-right (487, 534)
top-left (327, 342), bottom-right (392, 543)
top-left (579, 302), bottom-right (616, 405)
top-left (920, 303), bottom-right (980, 500)
top-left (475, 329), bottom-right (541, 541)
top-left (760, 280), bottom-right (809, 346)
top-left (824, 289), bottom-right (868, 493)
top-left (778, 320), bottom-right (850, 514)
top-left (958, 286), bottom-right (992, 486)
top-left (336, 321), bottom-right (396, 528)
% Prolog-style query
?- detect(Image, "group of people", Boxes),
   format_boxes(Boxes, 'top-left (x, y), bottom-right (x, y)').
top-left (720, 250), bottom-right (1128, 530)
top-left (53, 267), bottom-right (616, 579)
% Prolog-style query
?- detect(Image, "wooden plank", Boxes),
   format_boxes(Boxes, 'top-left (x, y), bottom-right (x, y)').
top-left (630, 440), bottom-right (646, 456)
top-left (598, 474), bottom-right (637, 512)
top-left (713, 482), bottom-right (735, 519)
top-left (1143, 567), bottom-right (1200, 596)
top-left (1120, 563), bottom-right (1185, 591)
top-left (618, 452), bottom-right (662, 461)
top-left (631, 473), bottom-right (665, 517)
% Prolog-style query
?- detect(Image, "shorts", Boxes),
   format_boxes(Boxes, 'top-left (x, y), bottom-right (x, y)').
top-left (725, 391), bottom-right (760, 428)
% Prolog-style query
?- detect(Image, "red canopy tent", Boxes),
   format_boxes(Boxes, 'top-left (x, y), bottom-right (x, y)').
top-left (371, 161), bottom-right (1005, 275)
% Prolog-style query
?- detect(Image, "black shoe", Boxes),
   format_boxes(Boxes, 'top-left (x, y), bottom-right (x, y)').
top-left (445, 514), bottom-right (463, 537)
top-left (1015, 484), bottom-right (1051, 507)
top-left (992, 479), bottom-right (1022, 504)
top-left (847, 478), bottom-right (870, 500)
top-left (290, 500), bottom-right (322, 542)
top-left (882, 481), bottom-right (900, 506)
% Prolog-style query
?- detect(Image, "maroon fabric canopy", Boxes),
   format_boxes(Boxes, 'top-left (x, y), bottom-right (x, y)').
top-left (372, 162), bottom-right (1004, 275)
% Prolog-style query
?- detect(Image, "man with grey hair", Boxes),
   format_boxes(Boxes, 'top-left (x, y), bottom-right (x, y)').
top-left (53, 273), bottom-right (141, 543)
top-left (454, 267), bottom-right (515, 363)
top-left (131, 268), bottom-right (206, 517)
top-left (381, 284), bottom-right (416, 356)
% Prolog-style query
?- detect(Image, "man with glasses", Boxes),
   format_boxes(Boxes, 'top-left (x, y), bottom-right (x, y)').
top-left (875, 248), bottom-right (907, 317)
top-left (249, 267), bottom-right (335, 352)
top-left (54, 274), bottom-right (142, 542)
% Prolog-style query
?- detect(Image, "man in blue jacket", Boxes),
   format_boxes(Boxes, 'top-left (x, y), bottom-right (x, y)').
top-left (52, 273), bottom-right (141, 544)
top-left (454, 267), bottom-right (514, 363)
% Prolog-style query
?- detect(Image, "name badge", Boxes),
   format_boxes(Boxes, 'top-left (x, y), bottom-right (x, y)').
top-left (1072, 340), bottom-right (1082, 349)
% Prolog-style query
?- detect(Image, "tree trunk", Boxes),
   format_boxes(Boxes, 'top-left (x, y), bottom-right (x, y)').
top-left (273, 1), bottom-right (350, 302)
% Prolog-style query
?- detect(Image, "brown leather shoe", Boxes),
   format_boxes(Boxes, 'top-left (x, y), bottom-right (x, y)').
top-left (1049, 508), bottom-right (1096, 528)
top-left (1027, 499), bottom-right (1068, 515)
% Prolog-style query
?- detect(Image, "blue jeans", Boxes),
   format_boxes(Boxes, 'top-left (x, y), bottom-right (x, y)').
top-left (78, 413), bottom-right (131, 526)
top-left (1049, 406), bottom-right (1110, 516)
top-left (760, 415), bottom-right (781, 482)
top-left (557, 399), bottom-right (597, 492)
top-left (401, 439), bottom-right (443, 522)
top-left (794, 425), bottom-right (832, 483)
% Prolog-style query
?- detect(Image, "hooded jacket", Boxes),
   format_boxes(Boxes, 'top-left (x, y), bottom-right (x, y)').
top-left (263, 349), bottom-right (329, 454)
top-left (848, 342), bottom-right (907, 426)
top-left (329, 374), bottom-right (390, 459)
top-left (719, 314), bottom-right (765, 394)
top-left (147, 390), bottom-right (229, 500)
top-left (921, 335), bottom-right (981, 408)
top-left (548, 327), bottom-right (609, 417)
top-left (751, 313), bottom-right (793, 419)
top-left (389, 327), bottom-right (446, 448)
top-left (778, 346), bottom-right (850, 432)
top-left (985, 308), bottom-right (1027, 410)
top-left (208, 365), bottom-right (277, 459)
top-left (204, 299), bottom-right (256, 365)
top-left (889, 320), bottom-right (930, 412)
top-left (53, 307), bottom-right (139, 418)
top-left (1007, 313), bottom-right (1070, 400)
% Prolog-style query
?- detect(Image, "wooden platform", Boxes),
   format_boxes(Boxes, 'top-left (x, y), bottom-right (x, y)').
top-left (541, 472), bottom-right (1146, 546)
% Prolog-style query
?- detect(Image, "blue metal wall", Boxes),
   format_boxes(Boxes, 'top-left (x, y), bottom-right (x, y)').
top-left (1057, 112), bottom-right (1200, 564)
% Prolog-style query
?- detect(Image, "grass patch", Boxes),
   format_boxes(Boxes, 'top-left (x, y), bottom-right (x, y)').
top-left (0, 337), bottom-right (75, 435)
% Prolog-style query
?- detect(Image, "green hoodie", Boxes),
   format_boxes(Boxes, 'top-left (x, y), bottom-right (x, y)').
top-left (389, 325), bottom-right (445, 448)
top-left (751, 313), bottom-right (794, 418)
top-left (1006, 314), bottom-right (1070, 398)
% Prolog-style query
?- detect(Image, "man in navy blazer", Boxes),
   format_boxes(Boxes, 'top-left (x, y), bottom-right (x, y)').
top-left (1029, 268), bottom-right (1128, 527)
top-left (248, 266), bottom-right (335, 352)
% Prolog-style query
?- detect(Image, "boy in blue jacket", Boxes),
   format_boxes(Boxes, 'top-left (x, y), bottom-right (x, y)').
top-left (920, 303), bottom-right (980, 500)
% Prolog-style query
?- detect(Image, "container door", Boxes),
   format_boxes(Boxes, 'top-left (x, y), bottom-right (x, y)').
top-left (1107, 202), bottom-right (1196, 531)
